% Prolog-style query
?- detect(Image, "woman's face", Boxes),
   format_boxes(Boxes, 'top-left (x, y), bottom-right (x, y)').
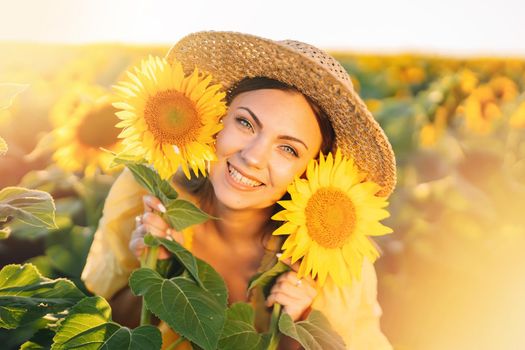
top-left (209, 89), bottom-right (323, 210)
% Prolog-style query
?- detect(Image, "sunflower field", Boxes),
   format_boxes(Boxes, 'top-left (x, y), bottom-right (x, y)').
top-left (1, 42), bottom-right (524, 350)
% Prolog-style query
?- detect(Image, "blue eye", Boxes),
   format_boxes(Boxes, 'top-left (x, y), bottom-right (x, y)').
top-left (281, 145), bottom-right (298, 157)
top-left (235, 117), bottom-right (253, 131)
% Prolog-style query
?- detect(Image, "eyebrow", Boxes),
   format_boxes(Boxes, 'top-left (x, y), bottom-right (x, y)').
top-left (237, 106), bottom-right (309, 150)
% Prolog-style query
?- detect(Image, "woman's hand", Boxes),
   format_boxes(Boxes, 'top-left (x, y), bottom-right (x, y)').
top-left (129, 194), bottom-right (184, 260)
top-left (266, 258), bottom-right (318, 321)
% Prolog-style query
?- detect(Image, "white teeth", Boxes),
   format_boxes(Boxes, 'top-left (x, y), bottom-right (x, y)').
top-left (228, 164), bottom-right (262, 187)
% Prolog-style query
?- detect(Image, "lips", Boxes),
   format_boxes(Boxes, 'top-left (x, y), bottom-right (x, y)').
top-left (227, 162), bottom-right (264, 188)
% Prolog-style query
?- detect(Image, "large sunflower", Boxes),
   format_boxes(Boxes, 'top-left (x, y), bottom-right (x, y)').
top-left (272, 150), bottom-right (392, 286)
top-left (113, 55), bottom-right (226, 179)
top-left (52, 87), bottom-right (122, 176)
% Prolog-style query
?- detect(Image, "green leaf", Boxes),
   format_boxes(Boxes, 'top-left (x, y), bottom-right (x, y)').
top-left (278, 310), bottom-right (346, 350)
top-left (0, 264), bottom-right (85, 329)
top-left (195, 258), bottom-right (228, 307)
top-left (52, 296), bottom-right (161, 350)
top-left (226, 302), bottom-right (255, 324)
top-left (45, 226), bottom-right (94, 278)
top-left (0, 228), bottom-right (10, 239)
top-left (0, 136), bottom-right (7, 156)
top-left (165, 199), bottom-right (212, 231)
top-left (154, 236), bottom-right (201, 285)
top-left (25, 256), bottom-right (55, 278)
top-left (218, 303), bottom-right (268, 350)
top-left (0, 186), bottom-right (57, 229)
top-left (118, 160), bottom-right (179, 202)
top-left (129, 268), bottom-right (226, 350)
top-left (0, 83), bottom-right (28, 110)
top-left (117, 159), bottom-right (213, 229)
top-left (248, 261), bottom-right (290, 296)
top-left (20, 328), bottom-right (55, 349)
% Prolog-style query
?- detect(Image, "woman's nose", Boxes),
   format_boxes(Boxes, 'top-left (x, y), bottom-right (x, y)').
top-left (240, 137), bottom-right (270, 169)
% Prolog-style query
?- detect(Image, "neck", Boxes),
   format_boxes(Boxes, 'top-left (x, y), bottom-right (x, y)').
top-left (205, 196), bottom-right (275, 246)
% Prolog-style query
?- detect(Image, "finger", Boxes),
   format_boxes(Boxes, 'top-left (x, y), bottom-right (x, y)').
top-left (277, 271), bottom-right (317, 290)
top-left (130, 225), bottom-right (173, 260)
top-left (266, 288), bottom-right (314, 321)
top-left (273, 278), bottom-right (318, 300)
top-left (265, 290), bottom-right (302, 308)
top-left (142, 212), bottom-right (170, 238)
top-left (143, 195), bottom-right (167, 213)
top-left (129, 225), bottom-right (147, 257)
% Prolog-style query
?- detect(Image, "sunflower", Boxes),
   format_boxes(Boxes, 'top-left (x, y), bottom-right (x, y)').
top-left (112, 55), bottom-right (226, 179)
top-left (419, 106), bottom-right (448, 147)
top-left (462, 85), bottom-right (502, 135)
top-left (272, 150), bottom-right (392, 286)
top-left (52, 89), bottom-right (122, 176)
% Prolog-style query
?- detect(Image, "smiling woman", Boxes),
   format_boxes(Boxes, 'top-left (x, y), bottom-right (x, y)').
top-left (81, 31), bottom-right (395, 349)
top-left (209, 84), bottom-right (324, 211)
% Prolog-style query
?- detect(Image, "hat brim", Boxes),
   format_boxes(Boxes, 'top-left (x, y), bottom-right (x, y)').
top-left (167, 31), bottom-right (396, 197)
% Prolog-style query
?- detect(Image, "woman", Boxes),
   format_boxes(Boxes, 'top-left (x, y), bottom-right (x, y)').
top-left (82, 31), bottom-right (396, 349)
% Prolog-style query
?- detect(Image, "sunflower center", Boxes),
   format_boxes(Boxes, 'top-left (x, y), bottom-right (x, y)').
top-left (77, 104), bottom-right (121, 147)
top-left (144, 90), bottom-right (200, 145)
top-left (304, 187), bottom-right (356, 249)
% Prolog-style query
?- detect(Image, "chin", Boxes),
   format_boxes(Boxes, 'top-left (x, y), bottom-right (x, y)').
top-left (212, 184), bottom-right (274, 211)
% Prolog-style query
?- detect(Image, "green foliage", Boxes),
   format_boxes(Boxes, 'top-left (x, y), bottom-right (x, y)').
top-left (0, 227), bottom-right (10, 239)
top-left (218, 303), bottom-right (269, 350)
top-left (118, 160), bottom-right (179, 203)
top-left (51, 296), bottom-right (161, 350)
top-left (19, 328), bottom-right (54, 349)
top-left (0, 264), bottom-right (85, 329)
top-left (117, 159), bottom-right (213, 230)
top-left (278, 310), bottom-right (346, 350)
top-left (194, 258), bottom-right (228, 307)
top-left (0, 186), bottom-right (57, 234)
top-left (45, 226), bottom-right (94, 278)
top-left (145, 235), bottom-right (201, 284)
top-left (129, 267), bottom-right (226, 350)
top-left (248, 261), bottom-right (290, 297)
top-left (164, 199), bottom-right (212, 232)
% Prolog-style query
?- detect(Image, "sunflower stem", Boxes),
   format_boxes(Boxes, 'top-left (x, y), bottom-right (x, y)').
top-left (268, 303), bottom-right (282, 350)
top-left (139, 245), bottom-right (159, 326)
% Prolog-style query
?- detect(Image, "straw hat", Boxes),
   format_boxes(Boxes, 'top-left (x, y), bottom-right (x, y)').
top-left (167, 31), bottom-right (396, 197)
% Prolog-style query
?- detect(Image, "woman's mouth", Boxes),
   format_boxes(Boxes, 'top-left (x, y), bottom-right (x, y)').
top-left (227, 163), bottom-right (263, 187)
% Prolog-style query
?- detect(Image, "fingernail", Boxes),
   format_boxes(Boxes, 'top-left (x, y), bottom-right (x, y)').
top-left (158, 203), bottom-right (167, 213)
top-left (276, 253), bottom-right (282, 258)
top-left (165, 234), bottom-right (174, 241)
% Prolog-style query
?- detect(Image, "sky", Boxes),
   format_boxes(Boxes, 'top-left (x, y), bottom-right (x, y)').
top-left (1, 0), bottom-right (524, 57)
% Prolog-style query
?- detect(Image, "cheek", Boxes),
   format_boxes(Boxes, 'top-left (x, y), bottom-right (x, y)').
top-left (214, 121), bottom-right (247, 157)
top-left (270, 163), bottom-right (303, 195)
top-left (215, 127), bottom-right (235, 157)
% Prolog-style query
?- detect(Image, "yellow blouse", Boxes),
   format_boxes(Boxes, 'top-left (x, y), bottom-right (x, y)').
top-left (81, 169), bottom-right (392, 349)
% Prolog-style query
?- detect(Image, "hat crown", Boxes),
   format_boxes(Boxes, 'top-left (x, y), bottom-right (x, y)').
top-left (278, 40), bottom-right (354, 90)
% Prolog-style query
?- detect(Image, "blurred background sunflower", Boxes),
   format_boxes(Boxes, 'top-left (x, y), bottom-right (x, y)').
top-left (51, 84), bottom-right (122, 176)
